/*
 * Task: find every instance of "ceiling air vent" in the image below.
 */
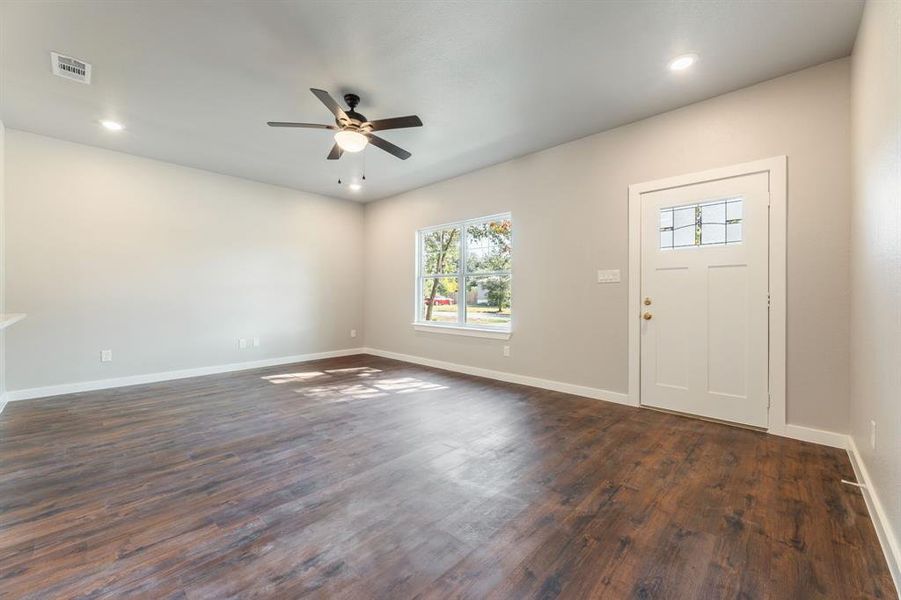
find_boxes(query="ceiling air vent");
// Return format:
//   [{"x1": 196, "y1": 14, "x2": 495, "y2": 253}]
[{"x1": 50, "y1": 52, "x2": 91, "y2": 84}]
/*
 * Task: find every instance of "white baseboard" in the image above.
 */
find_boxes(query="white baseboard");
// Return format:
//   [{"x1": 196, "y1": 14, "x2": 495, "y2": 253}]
[
  {"x1": 362, "y1": 348, "x2": 855, "y2": 450},
  {"x1": 0, "y1": 393, "x2": 7, "y2": 415},
  {"x1": 847, "y1": 436, "x2": 901, "y2": 592},
  {"x1": 4, "y1": 347, "x2": 367, "y2": 402},
  {"x1": 770, "y1": 423, "x2": 850, "y2": 449},
  {"x1": 361, "y1": 347, "x2": 633, "y2": 406}
]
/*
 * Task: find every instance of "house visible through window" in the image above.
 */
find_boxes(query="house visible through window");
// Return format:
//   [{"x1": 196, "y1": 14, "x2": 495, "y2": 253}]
[{"x1": 417, "y1": 214, "x2": 512, "y2": 331}]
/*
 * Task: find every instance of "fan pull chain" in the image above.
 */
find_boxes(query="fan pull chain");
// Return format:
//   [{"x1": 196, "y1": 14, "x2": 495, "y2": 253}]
[{"x1": 336, "y1": 143, "x2": 367, "y2": 188}]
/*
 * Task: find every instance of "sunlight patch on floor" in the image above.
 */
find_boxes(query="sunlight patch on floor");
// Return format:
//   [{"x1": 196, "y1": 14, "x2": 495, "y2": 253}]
[
  {"x1": 262, "y1": 371, "x2": 326, "y2": 384},
  {"x1": 262, "y1": 366, "x2": 382, "y2": 385},
  {"x1": 373, "y1": 377, "x2": 448, "y2": 393}
]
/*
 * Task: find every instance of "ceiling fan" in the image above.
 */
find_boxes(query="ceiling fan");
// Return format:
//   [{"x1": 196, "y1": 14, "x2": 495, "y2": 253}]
[{"x1": 267, "y1": 89, "x2": 422, "y2": 160}]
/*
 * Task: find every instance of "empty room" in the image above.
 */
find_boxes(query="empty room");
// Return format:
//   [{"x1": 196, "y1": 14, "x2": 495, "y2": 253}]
[{"x1": 0, "y1": 0, "x2": 899, "y2": 598}]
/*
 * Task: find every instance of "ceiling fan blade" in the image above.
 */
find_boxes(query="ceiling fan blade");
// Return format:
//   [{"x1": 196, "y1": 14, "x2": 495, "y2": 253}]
[
  {"x1": 367, "y1": 115, "x2": 423, "y2": 131},
  {"x1": 327, "y1": 143, "x2": 344, "y2": 160},
  {"x1": 367, "y1": 134, "x2": 412, "y2": 160},
  {"x1": 267, "y1": 121, "x2": 336, "y2": 129},
  {"x1": 310, "y1": 88, "x2": 348, "y2": 121}
]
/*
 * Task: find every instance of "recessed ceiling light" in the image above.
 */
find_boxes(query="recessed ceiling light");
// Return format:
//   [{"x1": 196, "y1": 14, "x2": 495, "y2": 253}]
[
  {"x1": 100, "y1": 120, "x2": 124, "y2": 131},
  {"x1": 668, "y1": 53, "x2": 698, "y2": 72},
  {"x1": 348, "y1": 183, "x2": 362, "y2": 192}
]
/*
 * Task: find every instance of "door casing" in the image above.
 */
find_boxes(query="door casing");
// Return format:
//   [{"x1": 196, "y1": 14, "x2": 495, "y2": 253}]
[{"x1": 627, "y1": 157, "x2": 787, "y2": 435}]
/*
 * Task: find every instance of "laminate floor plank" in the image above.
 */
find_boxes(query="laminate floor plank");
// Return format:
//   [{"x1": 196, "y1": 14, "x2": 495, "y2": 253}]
[{"x1": 0, "y1": 354, "x2": 894, "y2": 599}]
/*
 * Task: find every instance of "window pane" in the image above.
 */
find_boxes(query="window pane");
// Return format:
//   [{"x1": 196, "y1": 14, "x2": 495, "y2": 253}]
[
  {"x1": 420, "y1": 277, "x2": 459, "y2": 323},
  {"x1": 465, "y1": 275, "x2": 511, "y2": 328},
  {"x1": 660, "y1": 229, "x2": 673, "y2": 249},
  {"x1": 466, "y1": 219, "x2": 512, "y2": 273},
  {"x1": 421, "y1": 227, "x2": 460, "y2": 275},
  {"x1": 673, "y1": 206, "x2": 695, "y2": 229},
  {"x1": 659, "y1": 208, "x2": 673, "y2": 229},
  {"x1": 701, "y1": 201, "x2": 725, "y2": 224},
  {"x1": 672, "y1": 205, "x2": 696, "y2": 247},
  {"x1": 701, "y1": 223, "x2": 726, "y2": 244},
  {"x1": 726, "y1": 199, "x2": 743, "y2": 243},
  {"x1": 673, "y1": 222, "x2": 695, "y2": 247}
]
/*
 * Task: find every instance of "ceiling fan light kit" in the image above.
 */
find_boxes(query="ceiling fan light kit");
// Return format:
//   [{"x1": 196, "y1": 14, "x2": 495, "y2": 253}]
[
  {"x1": 334, "y1": 130, "x2": 368, "y2": 152},
  {"x1": 267, "y1": 89, "x2": 423, "y2": 161}
]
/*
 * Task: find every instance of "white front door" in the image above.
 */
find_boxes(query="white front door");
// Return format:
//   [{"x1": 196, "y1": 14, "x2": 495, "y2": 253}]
[{"x1": 640, "y1": 172, "x2": 769, "y2": 427}]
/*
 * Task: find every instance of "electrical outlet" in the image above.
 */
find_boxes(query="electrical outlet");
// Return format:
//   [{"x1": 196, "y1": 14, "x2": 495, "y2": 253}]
[
  {"x1": 252, "y1": 337, "x2": 260, "y2": 348},
  {"x1": 503, "y1": 345, "x2": 510, "y2": 357},
  {"x1": 100, "y1": 349, "x2": 112, "y2": 362},
  {"x1": 870, "y1": 420, "x2": 877, "y2": 450},
  {"x1": 350, "y1": 329, "x2": 357, "y2": 338},
  {"x1": 239, "y1": 338, "x2": 247, "y2": 349}
]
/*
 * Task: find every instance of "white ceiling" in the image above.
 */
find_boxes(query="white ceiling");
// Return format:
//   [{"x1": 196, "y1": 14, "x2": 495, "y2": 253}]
[{"x1": 0, "y1": 1, "x2": 863, "y2": 202}]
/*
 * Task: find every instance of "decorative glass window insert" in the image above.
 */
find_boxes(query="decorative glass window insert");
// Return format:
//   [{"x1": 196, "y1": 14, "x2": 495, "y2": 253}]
[
  {"x1": 417, "y1": 214, "x2": 512, "y2": 331},
  {"x1": 659, "y1": 198, "x2": 742, "y2": 249}
]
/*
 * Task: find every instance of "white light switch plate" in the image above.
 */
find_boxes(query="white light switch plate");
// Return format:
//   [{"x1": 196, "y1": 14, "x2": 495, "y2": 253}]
[{"x1": 597, "y1": 269, "x2": 621, "y2": 283}]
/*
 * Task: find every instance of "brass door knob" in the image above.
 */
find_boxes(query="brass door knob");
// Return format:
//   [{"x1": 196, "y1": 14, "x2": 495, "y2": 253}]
[{"x1": 642, "y1": 312, "x2": 653, "y2": 320}]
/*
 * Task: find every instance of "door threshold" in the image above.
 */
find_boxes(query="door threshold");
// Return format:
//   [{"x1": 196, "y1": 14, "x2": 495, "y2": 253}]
[{"x1": 640, "y1": 404, "x2": 767, "y2": 433}]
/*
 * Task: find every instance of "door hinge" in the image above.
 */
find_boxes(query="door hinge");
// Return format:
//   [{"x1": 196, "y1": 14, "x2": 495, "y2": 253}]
[{"x1": 767, "y1": 294, "x2": 771, "y2": 308}]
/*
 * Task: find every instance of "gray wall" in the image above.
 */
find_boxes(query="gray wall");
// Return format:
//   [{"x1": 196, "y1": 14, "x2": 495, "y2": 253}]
[
  {"x1": 364, "y1": 59, "x2": 852, "y2": 434},
  {"x1": 0, "y1": 121, "x2": 5, "y2": 396},
  {"x1": 4, "y1": 60, "x2": 856, "y2": 437},
  {"x1": 4, "y1": 130, "x2": 364, "y2": 391},
  {"x1": 850, "y1": 0, "x2": 901, "y2": 569}
]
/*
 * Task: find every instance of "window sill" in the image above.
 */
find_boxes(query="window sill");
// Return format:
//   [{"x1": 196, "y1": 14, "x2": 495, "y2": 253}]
[{"x1": 412, "y1": 322, "x2": 511, "y2": 340}]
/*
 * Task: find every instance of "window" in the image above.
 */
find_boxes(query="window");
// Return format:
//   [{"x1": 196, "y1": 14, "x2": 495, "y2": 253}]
[
  {"x1": 659, "y1": 198, "x2": 742, "y2": 249},
  {"x1": 416, "y1": 214, "x2": 512, "y2": 333}
]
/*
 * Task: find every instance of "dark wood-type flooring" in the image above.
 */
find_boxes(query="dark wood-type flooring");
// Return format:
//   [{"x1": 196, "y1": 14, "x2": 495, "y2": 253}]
[{"x1": 0, "y1": 354, "x2": 895, "y2": 599}]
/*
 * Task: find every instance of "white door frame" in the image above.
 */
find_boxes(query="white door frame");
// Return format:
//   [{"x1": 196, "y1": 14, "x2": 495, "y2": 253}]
[{"x1": 627, "y1": 156, "x2": 787, "y2": 434}]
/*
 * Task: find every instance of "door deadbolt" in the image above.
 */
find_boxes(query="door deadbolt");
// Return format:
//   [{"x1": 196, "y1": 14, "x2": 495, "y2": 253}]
[{"x1": 644, "y1": 297, "x2": 652, "y2": 306}]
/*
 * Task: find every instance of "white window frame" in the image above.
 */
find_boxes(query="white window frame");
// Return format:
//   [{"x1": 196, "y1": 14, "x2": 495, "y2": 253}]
[{"x1": 413, "y1": 213, "x2": 512, "y2": 340}]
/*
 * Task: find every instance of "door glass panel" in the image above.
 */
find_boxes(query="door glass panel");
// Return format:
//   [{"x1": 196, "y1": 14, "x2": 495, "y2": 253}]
[
  {"x1": 702, "y1": 223, "x2": 726, "y2": 244},
  {"x1": 659, "y1": 198, "x2": 743, "y2": 249},
  {"x1": 725, "y1": 199, "x2": 743, "y2": 244},
  {"x1": 660, "y1": 229, "x2": 673, "y2": 248}
]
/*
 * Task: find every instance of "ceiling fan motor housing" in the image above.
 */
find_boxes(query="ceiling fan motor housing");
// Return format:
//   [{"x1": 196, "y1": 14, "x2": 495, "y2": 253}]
[
  {"x1": 341, "y1": 94, "x2": 367, "y2": 126},
  {"x1": 343, "y1": 93, "x2": 360, "y2": 109}
]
